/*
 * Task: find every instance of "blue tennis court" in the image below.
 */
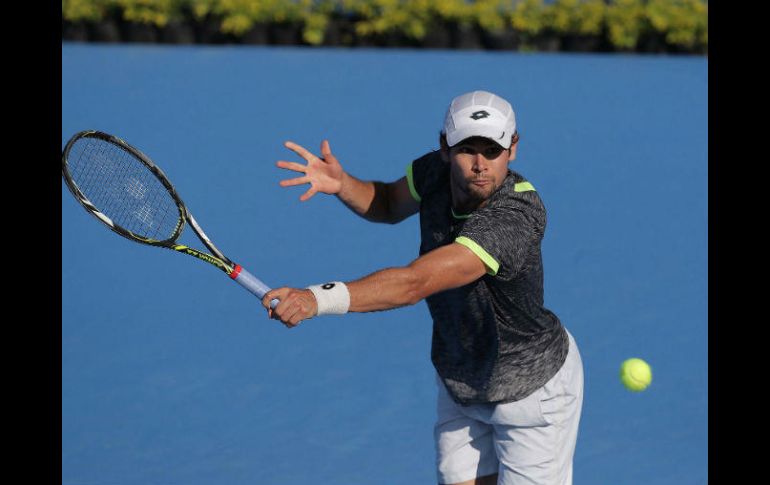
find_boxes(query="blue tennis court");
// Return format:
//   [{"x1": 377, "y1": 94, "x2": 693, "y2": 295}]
[{"x1": 62, "y1": 44, "x2": 707, "y2": 484}]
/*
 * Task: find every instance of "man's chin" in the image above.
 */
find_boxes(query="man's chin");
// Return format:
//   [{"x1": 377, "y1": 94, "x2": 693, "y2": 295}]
[{"x1": 468, "y1": 184, "x2": 495, "y2": 201}]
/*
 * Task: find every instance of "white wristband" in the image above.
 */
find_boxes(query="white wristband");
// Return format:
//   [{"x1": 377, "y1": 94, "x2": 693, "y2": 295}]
[{"x1": 307, "y1": 282, "x2": 350, "y2": 316}]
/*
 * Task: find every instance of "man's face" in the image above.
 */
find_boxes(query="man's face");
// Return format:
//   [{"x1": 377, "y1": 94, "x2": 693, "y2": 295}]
[{"x1": 443, "y1": 136, "x2": 516, "y2": 209}]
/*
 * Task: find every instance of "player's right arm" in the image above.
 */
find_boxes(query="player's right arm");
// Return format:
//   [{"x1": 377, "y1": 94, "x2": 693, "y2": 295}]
[{"x1": 277, "y1": 140, "x2": 418, "y2": 224}]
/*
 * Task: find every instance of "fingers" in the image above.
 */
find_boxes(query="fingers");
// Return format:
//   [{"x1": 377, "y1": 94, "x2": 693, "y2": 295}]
[
  {"x1": 320, "y1": 140, "x2": 338, "y2": 165},
  {"x1": 279, "y1": 176, "x2": 309, "y2": 188},
  {"x1": 262, "y1": 288, "x2": 316, "y2": 328},
  {"x1": 320, "y1": 140, "x2": 332, "y2": 158},
  {"x1": 285, "y1": 140, "x2": 335, "y2": 165},
  {"x1": 262, "y1": 288, "x2": 288, "y2": 311},
  {"x1": 281, "y1": 306, "x2": 305, "y2": 328},
  {"x1": 279, "y1": 140, "x2": 342, "y2": 198},
  {"x1": 284, "y1": 141, "x2": 318, "y2": 163},
  {"x1": 263, "y1": 288, "x2": 292, "y2": 326},
  {"x1": 299, "y1": 186, "x2": 318, "y2": 202},
  {"x1": 276, "y1": 160, "x2": 308, "y2": 173}
]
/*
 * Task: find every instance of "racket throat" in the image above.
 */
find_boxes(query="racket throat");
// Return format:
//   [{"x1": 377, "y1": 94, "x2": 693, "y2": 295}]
[{"x1": 172, "y1": 245, "x2": 233, "y2": 273}]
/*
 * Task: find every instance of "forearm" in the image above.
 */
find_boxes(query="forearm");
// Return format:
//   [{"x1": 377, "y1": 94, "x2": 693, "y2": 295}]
[
  {"x1": 337, "y1": 172, "x2": 395, "y2": 223},
  {"x1": 343, "y1": 242, "x2": 488, "y2": 313},
  {"x1": 345, "y1": 266, "x2": 425, "y2": 312}
]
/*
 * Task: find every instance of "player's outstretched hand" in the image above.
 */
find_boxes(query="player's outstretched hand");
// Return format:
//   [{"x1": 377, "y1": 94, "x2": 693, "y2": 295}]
[{"x1": 277, "y1": 140, "x2": 344, "y2": 201}]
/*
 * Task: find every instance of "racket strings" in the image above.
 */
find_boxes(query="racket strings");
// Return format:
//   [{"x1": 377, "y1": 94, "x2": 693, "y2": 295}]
[{"x1": 67, "y1": 138, "x2": 182, "y2": 241}]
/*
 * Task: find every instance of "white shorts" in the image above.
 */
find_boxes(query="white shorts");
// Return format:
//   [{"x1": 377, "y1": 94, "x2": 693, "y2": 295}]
[{"x1": 435, "y1": 330, "x2": 584, "y2": 485}]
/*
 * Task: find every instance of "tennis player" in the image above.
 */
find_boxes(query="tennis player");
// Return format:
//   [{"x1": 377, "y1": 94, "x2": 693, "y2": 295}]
[{"x1": 263, "y1": 90, "x2": 583, "y2": 485}]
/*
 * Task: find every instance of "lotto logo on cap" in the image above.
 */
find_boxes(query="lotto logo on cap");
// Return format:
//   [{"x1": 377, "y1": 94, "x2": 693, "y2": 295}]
[{"x1": 443, "y1": 91, "x2": 516, "y2": 148}]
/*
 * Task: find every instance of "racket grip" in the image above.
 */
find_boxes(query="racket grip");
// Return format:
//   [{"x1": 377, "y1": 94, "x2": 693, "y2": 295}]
[{"x1": 230, "y1": 264, "x2": 279, "y2": 309}]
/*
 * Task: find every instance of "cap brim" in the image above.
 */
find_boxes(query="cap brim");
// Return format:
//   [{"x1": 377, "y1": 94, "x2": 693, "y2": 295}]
[{"x1": 446, "y1": 125, "x2": 511, "y2": 148}]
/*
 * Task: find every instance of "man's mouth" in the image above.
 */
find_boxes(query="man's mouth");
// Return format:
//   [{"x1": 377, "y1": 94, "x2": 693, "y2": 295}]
[{"x1": 471, "y1": 179, "x2": 491, "y2": 188}]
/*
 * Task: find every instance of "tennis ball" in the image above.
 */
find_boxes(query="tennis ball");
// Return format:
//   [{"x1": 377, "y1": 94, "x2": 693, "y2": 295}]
[{"x1": 620, "y1": 358, "x2": 652, "y2": 392}]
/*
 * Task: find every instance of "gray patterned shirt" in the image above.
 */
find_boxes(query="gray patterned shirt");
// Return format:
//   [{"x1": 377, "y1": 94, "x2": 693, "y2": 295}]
[{"x1": 407, "y1": 150, "x2": 568, "y2": 405}]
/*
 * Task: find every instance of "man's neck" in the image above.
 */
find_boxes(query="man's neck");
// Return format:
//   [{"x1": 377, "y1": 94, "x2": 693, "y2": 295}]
[{"x1": 451, "y1": 195, "x2": 486, "y2": 216}]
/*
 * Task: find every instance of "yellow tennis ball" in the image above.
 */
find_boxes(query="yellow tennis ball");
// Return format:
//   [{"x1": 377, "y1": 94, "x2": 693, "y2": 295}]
[{"x1": 620, "y1": 358, "x2": 652, "y2": 392}]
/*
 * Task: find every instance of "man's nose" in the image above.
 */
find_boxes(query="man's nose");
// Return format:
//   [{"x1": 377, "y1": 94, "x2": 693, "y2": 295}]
[{"x1": 473, "y1": 153, "x2": 488, "y2": 172}]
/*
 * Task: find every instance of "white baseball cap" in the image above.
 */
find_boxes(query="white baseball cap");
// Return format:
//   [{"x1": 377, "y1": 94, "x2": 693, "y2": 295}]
[{"x1": 442, "y1": 90, "x2": 517, "y2": 148}]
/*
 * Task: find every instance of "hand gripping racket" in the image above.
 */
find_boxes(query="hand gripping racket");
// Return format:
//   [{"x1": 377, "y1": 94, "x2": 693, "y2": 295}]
[{"x1": 62, "y1": 130, "x2": 278, "y2": 308}]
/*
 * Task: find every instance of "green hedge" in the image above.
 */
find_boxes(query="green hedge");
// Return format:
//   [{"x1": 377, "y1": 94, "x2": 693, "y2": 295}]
[{"x1": 62, "y1": 0, "x2": 708, "y2": 54}]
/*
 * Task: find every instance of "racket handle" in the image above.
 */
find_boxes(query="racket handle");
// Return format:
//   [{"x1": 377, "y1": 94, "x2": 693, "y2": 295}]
[{"x1": 230, "y1": 264, "x2": 279, "y2": 309}]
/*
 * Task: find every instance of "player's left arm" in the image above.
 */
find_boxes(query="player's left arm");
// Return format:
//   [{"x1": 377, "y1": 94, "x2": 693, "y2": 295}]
[{"x1": 262, "y1": 243, "x2": 488, "y2": 326}]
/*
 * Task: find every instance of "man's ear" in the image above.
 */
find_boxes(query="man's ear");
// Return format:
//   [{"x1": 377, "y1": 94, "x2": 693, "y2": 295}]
[
  {"x1": 439, "y1": 134, "x2": 450, "y2": 163},
  {"x1": 508, "y1": 140, "x2": 518, "y2": 161},
  {"x1": 508, "y1": 133, "x2": 519, "y2": 161}
]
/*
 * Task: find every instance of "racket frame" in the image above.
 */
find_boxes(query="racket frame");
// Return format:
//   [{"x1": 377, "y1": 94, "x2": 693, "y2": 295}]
[{"x1": 62, "y1": 130, "x2": 236, "y2": 275}]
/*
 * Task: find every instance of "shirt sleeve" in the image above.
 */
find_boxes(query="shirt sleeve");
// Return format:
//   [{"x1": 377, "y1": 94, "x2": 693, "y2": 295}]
[
  {"x1": 406, "y1": 162, "x2": 421, "y2": 202},
  {"x1": 456, "y1": 198, "x2": 545, "y2": 279},
  {"x1": 406, "y1": 151, "x2": 442, "y2": 203}
]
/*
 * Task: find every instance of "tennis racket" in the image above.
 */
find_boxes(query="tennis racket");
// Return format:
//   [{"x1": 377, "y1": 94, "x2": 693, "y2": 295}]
[{"x1": 62, "y1": 130, "x2": 278, "y2": 307}]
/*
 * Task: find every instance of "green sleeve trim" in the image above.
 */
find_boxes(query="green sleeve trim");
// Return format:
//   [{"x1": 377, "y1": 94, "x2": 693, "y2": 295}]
[
  {"x1": 406, "y1": 163, "x2": 421, "y2": 202},
  {"x1": 455, "y1": 236, "x2": 500, "y2": 276},
  {"x1": 451, "y1": 208, "x2": 471, "y2": 219},
  {"x1": 515, "y1": 181, "x2": 535, "y2": 192}
]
